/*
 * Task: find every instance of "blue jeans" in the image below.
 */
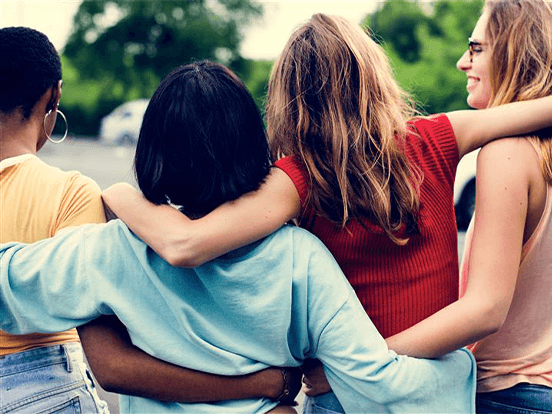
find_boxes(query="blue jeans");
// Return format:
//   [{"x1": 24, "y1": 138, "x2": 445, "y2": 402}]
[
  {"x1": 302, "y1": 392, "x2": 345, "y2": 414},
  {"x1": 477, "y1": 383, "x2": 552, "y2": 414},
  {"x1": 0, "y1": 343, "x2": 109, "y2": 414}
]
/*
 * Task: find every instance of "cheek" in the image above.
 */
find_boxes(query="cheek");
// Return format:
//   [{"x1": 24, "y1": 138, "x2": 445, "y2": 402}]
[
  {"x1": 478, "y1": 73, "x2": 492, "y2": 107},
  {"x1": 469, "y1": 60, "x2": 492, "y2": 109}
]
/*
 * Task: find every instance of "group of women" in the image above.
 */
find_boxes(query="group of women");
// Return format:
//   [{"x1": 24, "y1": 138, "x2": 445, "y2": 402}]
[{"x1": 1, "y1": 0, "x2": 550, "y2": 413}]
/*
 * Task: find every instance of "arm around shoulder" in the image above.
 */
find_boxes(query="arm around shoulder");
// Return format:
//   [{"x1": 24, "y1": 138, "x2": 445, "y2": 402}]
[
  {"x1": 102, "y1": 168, "x2": 301, "y2": 267},
  {"x1": 447, "y1": 95, "x2": 552, "y2": 159}
]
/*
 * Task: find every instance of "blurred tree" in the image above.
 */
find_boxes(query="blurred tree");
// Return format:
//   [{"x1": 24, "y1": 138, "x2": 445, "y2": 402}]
[
  {"x1": 367, "y1": 0, "x2": 427, "y2": 63},
  {"x1": 62, "y1": 0, "x2": 262, "y2": 135},
  {"x1": 65, "y1": 0, "x2": 261, "y2": 88},
  {"x1": 364, "y1": 0, "x2": 484, "y2": 114}
]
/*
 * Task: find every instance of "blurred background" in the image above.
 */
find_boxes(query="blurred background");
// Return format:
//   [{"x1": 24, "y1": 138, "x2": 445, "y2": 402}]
[
  {"x1": 2, "y1": 0, "x2": 483, "y2": 139},
  {"x1": 2, "y1": 0, "x2": 481, "y2": 411}
]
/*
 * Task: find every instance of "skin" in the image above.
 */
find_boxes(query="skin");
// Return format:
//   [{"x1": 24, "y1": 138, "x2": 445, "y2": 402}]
[
  {"x1": 0, "y1": 81, "x2": 61, "y2": 160},
  {"x1": 78, "y1": 317, "x2": 295, "y2": 405},
  {"x1": 456, "y1": 11, "x2": 492, "y2": 110}
]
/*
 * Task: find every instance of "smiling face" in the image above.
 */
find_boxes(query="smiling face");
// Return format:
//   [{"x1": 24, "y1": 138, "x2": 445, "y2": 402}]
[{"x1": 456, "y1": 11, "x2": 492, "y2": 109}]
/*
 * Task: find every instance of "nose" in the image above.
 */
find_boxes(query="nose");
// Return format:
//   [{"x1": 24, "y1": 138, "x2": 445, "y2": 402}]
[{"x1": 457, "y1": 50, "x2": 471, "y2": 72}]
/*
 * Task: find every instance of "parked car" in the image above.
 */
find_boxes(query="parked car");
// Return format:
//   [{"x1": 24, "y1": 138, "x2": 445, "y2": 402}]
[
  {"x1": 454, "y1": 149, "x2": 479, "y2": 230},
  {"x1": 99, "y1": 99, "x2": 149, "y2": 145}
]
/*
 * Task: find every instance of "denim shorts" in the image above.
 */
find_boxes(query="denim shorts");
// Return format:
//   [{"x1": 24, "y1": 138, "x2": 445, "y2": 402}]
[
  {"x1": 476, "y1": 383, "x2": 552, "y2": 414},
  {"x1": 0, "y1": 343, "x2": 109, "y2": 414}
]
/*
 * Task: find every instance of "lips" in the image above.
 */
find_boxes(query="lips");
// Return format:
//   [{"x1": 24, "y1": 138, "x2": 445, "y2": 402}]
[{"x1": 466, "y1": 76, "x2": 478, "y2": 91}]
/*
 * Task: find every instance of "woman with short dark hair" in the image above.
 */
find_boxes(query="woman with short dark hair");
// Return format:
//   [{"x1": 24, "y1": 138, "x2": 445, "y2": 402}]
[{"x1": 0, "y1": 26, "x2": 108, "y2": 413}]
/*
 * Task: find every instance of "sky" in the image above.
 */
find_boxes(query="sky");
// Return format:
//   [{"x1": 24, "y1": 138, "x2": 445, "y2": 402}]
[{"x1": 0, "y1": 0, "x2": 378, "y2": 60}]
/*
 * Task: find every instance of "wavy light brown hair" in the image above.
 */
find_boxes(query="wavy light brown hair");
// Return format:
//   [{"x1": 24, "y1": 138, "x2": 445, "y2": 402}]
[
  {"x1": 266, "y1": 13, "x2": 421, "y2": 244},
  {"x1": 485, "y1": 0, "x2": 552, "y2": 183}
]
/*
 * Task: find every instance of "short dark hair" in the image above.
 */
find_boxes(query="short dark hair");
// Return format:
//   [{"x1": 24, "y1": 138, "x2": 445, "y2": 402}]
[
  {"x1": 135, "y1": 61, "x2": 271, "y2": 217},
  {"x1": 0, "y1": 27, "x2": 62, "y2": 119}
]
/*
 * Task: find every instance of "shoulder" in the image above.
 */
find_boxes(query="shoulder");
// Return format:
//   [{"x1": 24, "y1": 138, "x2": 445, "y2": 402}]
[
  {"x1": 273, "y1": 224, "x2": 325, "y2": 249},
  {"x1": 475, "y1": 138, "x2": 538, "y2": 206},
  {"x1": 406, "y1": 114, "x2": 459, "y2": 180},
  {"x1": 408, "y1": 113, "x2": 455, "y2": 141},
  {"x1": 477, "y1": 138, "x2": 539, "y2": 174},
  {"x1": 273, "y1": 225, "x2": 345, "y2": 276},
  {"x1": 63, "y1": 171, "x2": 102, "y2": 197},
  {"x1": 80, "y1": 220, "x2": 145, "y2": 260},
  {"x1": 28, "y1": 157, "x2": 101, "y2": 196}
]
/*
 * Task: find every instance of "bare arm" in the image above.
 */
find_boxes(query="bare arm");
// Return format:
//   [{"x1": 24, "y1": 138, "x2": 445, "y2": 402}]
[
  {"x1": 385, "y1": 139, "x2": 532, "y2": 358},
  {"x1": 101, "y1": 168, "x2": 300, "y2": 267},
  {"x1": 447, "y1": 95, "x2": 552, "y2": 159},
  {"x1": 77, "y1": 316, "x2": 290, "y2": 402}
]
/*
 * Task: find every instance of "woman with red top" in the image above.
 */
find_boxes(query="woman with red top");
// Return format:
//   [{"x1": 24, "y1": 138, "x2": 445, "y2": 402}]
[{"x1": 102, "y1": 13, "x2": 552, "y2": 412}]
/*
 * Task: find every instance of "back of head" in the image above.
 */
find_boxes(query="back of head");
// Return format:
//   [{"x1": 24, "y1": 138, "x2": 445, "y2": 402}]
[
  {"x1": 0, "y1": 27, "x2": 61, "y2": 119},
  {"x1": 266, "y1": 13, "x2": 420, "y2": 244},
  {"x1": 485, "y1": 0, "x2": 552, "y2": 182},
  {"x1": 135, "y1": 61, "x2": 271, "y2": 217}
]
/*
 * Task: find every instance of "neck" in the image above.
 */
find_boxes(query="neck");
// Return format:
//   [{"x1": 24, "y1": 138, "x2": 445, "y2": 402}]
[{"x1": 0, "y1": 116, "x2": 42, "y2": 162}]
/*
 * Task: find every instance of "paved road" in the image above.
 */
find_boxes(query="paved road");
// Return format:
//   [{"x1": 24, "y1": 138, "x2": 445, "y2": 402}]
[
  {"x1": 39, "y1": 137, "x2": 137, "y2": 191},
  {"x1": 38, "y1": 138, "x2": 468, "y2": 413}
]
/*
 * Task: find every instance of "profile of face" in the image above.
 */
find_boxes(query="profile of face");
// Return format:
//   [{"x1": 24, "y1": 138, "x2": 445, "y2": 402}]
[{"x1": 456, "y1": 11, "x2": 492, "y2": 109}]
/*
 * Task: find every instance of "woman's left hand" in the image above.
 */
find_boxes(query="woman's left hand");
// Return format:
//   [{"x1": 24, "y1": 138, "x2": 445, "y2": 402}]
[{"x1": 301, "y1": 360, "x2": 332, "y2": 396}]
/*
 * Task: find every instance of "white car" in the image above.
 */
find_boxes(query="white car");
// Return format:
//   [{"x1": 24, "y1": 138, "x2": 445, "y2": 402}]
[
  {"x1": 99, "y1": 99, "x2": 149, "y2": 145},
  {"x1": 454, "y1": 149, "x2": 479, "y2": 230}
]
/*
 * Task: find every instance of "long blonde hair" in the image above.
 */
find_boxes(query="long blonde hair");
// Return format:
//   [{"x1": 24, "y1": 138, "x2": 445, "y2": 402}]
[
  {"x1": 486, "y1": 0, "x2": 552, "y2": 183},
  {"x1": 266, "y1": 14, "x2": 421, "y2": 244}
]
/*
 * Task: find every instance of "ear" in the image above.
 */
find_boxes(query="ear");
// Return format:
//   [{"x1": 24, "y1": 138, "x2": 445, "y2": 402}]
[
  {"x1": 53, "y1": 80, "x2": 62, "y2": 108},
  {"x1": 47, "y1": 80, "x2": 63, "y2": 112}
]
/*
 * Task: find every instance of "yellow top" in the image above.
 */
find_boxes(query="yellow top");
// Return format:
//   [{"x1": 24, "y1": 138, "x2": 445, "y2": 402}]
[{"x1": 0, "y1": 154, "x2": 105, "y2": 355}]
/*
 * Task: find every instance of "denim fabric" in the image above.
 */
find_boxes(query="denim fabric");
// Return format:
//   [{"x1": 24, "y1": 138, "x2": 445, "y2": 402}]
[
  {"x1": 0, "y1": 343, "x2": 109, "y2": 414},
  {"x1": 476, "y1": 383, "x2": 552, "y2": 414},
  {"x1": 302, "y1": 393, "x2": 344, "y2": 414}
]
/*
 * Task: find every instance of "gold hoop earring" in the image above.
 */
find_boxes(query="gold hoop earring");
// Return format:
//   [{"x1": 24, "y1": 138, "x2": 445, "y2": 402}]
[{"x1": 44, "y1": 109, "x2": 68, "y2": 144}]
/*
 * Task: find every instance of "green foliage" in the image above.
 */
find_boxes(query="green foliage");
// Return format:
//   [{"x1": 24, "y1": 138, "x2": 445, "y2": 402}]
[
  {"x1": 364, "y1": 0, "x2": 484, "y2": 114},
  {"x1": 62, "y1": 0, "x2": 485, "y2": 136},
  {"x1": 62, "y1": 0, "x2": 262, "y2": 135}
]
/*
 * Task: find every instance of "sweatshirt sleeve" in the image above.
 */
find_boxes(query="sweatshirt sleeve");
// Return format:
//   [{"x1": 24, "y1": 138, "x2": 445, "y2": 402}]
[
  {"x1": 0, "y1": 225, "x2": 104, "y2": 334},
  {"x1": 315, "y1": 293, "x2": 477, "y2": 413}
]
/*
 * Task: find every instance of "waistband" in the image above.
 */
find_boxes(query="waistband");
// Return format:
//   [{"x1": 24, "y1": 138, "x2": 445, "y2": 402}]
[{"x1": 0, "y1": 343, "x2": 85, "y2": 377}]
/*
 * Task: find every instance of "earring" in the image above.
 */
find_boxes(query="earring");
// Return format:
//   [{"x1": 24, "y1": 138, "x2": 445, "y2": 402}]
[{"x1": 44, "y1": 109, "x2": 68, "y2": 144}]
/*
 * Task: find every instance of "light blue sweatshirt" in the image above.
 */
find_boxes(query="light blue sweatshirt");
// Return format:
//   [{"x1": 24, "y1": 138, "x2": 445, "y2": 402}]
[{"x1": 0, "y1": 221, "x2": 476, "y2": 413}]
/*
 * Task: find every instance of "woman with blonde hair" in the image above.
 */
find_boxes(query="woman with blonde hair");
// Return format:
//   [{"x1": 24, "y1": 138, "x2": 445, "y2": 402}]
[
  {"x1": 384, "y1": 0, "x2": 552, "y2": 412},
  {"x1": 103, "y1": 12, "x2": 552, "y2": 412}
]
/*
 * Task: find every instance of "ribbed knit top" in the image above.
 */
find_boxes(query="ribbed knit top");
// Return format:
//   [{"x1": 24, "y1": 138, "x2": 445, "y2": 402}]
[{"x1": 274, "y1": 114, "x2": 460, "y2": 338}]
